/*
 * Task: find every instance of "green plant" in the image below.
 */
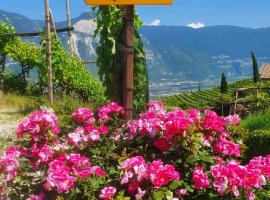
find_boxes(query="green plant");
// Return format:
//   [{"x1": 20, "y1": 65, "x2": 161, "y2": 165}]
[
  {"x1": 0, "y1": 20, "x2": 106, "y2": 104},
  {"x1": 220, "y1": 73, "x2": 228, "y2": 94},
  {"x1": 251, "y1": 51, "x2": 260, "y2": 84},
  {"x1": 242, "y1": 108, "x2": 270, "y2": 131},
  {"x1": 94, "y1": 6, "x2": 149, "y2": 113},
  {"x1": 2, "y1": 71, "x2": 27, "y2": 94},
  {"x1": 244, "y1": 130, "x2": 270, "y2": 162}
]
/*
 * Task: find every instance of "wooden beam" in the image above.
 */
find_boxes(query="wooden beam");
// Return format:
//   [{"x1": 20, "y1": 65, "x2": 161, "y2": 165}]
[
  {"x1": 45, "y1": 0, "x2": 53, "y2": 104},
  {"x1": 49, "y1": 9, "x2": 58, "y2": 42},
  {"x1": 0, "y1": 27, "x2": 74, "y2": 39},
  {"x1": 82, "y1": 61, "x2": 96, "y2": 64},
  {"x1": 123, "y1": 5, "x2": 134, "y2": 122}
]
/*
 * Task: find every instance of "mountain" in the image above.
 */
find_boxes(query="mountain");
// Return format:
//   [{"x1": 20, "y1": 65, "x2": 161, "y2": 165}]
[{"x1": 1, "y1": 9, "x2": 270, "y2": 97}]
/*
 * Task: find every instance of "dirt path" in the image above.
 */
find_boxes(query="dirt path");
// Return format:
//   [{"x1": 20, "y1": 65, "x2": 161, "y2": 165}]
[
  {"x1": 0, "y1": 109, "x2": 21, "y2": 151},
  {"x1": 0, "y1": 109, "x2": 20, "y2": 138}
]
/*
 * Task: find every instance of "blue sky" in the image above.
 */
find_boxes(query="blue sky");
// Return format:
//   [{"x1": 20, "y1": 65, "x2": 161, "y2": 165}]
[{"x1": 1, "y1": 0, "x2": 270, "y2": 28}]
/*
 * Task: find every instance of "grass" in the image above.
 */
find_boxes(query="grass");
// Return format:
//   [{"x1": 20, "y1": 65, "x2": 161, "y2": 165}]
[
  {"x1": 242, "y1": 109, "x2": 270, "y2": 131},
  {"x1": 0, "y1": 93, "x2": 97, "y2": 152}
]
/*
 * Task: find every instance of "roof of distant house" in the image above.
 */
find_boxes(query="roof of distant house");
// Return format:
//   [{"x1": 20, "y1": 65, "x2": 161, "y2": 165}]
[{"x1": 260, "y1": 64, "x2": 270, "y2": 79}]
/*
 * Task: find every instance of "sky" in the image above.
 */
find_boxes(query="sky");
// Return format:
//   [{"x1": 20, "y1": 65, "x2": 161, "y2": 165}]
[{"x1": 1, "y1": 0, "x2": 270, "y2": 28}]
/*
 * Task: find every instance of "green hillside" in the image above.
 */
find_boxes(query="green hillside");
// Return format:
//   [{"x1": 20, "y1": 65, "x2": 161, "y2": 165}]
[{"x1": 160, "y1": 79, "x2": 270, "y2": 111}]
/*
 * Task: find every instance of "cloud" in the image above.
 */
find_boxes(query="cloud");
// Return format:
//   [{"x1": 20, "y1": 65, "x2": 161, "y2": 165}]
[
  {"x1": 149, "y1": 19, "x2": 161, "y2": 26},
  {"x1": 187, "y1": 22, "x2": 205, "y2": 29}
]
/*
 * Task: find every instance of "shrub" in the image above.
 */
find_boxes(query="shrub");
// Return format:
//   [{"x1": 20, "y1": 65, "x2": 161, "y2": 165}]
[
  {"x1": 244, "y1": 130, "x2": 270, "y2": 161},
  {"x1": 3, "y1": 71, "x2": 27, "y2": 94},
  {"x1": 1, "y1": 102, "x2": 270, "y2": 200},
  {"x1": 242, "y1": 109, "x2": 270, "y2": 131}
]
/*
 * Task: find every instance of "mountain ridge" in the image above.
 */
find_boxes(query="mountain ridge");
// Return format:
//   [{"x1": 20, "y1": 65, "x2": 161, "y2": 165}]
[{"x1": 1, "y1": 9, "x2": 270, "y2": 97}]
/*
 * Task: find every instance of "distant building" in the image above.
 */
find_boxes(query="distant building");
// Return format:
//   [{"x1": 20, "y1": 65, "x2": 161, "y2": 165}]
[{"x1": 260, "y1": 64, "x2": 270, "y2": 80}]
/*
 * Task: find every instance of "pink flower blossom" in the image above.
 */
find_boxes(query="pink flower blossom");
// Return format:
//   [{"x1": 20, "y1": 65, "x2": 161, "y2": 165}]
[
  {"x1": 212, "y1": 139, "x2": 241, "y2": 157},
  {"x1": 99, "y1": 186, "x2": 116, "y2": 200},
  {"x1": 44, "y1": 154, "x2": 92, "y2": 193},
  {"x1": 202, "y1": 110, "x2": 224, "y2": 133},
  {"x1": 72, "y1": 108, "x2": 94, "y2": 125},
  {"x1": 91, "y1": 166, "x2": 107, "y2": 177},
  {"x1": 30, "y1": 144, "x2": 54, "y2": 168},
  {"x1": 154, "y1": 138, "x2": 170, "y2": 152},
  {"x1": 135, "y1": 187, "x2": 146, "y2": 199},
  {"x1": 17, "y1": 109, "x2": 60, "y2": 142},
  {"x1": 176, "y1": 188, "x2": 189, "y2": 196},
  {"x1": 68, "y1": 127, "x2": 85, "y2": 146},
  {"x1": 148, "y1": 160, "x2": 180, "y2": 188},
  {"x1": 98, "y1": 102, "x2": 125, "y2": 123},
  {"x1": 27, "y1": 192, "x2": 45, "y2": 200},
  {"x1": 0, "y1": 146, "x2": 25, "y2": 183},
  {"x1": 43, "y1": 159, "x2": 76, "y2": 193},
  {"x1": 225, "y1": 114, "x2": 240, "y2": 126},
  {"x1": 192, "y1": 166, "x2": 209, "y2": 190}
]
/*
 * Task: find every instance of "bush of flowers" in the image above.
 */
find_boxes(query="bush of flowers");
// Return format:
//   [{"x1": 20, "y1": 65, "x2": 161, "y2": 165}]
[{"x1": 1, "y1": 102, "x2": 270, "y2": 199}]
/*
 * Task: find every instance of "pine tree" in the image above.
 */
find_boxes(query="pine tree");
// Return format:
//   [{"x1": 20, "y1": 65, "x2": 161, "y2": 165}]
[
  {"x1": 251, "y1": 51, "x2": 260, "y2": 83},
  {"x1": 220, "y1": 73, "x2": 228, "y2": 94}
]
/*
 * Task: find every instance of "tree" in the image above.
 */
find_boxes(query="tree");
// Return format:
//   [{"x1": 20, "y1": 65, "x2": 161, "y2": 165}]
[
  {"x1": 220, "y1": 73, "x2": 228, "y2": 94},
  {"x1": 251, "y1": 51, "x2": 260, "y2": 84},
  {"x1": 94, "y1": 6, "x2": 149, "y2": 113}
]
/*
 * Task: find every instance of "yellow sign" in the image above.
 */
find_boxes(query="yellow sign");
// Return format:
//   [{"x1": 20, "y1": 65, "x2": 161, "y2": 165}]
[{"x1": 85, "y1": 0, "x2": 173, "y2": 5}]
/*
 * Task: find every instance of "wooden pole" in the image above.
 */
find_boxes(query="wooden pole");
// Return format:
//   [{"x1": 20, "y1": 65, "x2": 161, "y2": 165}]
[
  {"x1": 45, "y1": 0, "x2": 53, "y2": 104},
  {"x1": 65, "y1": 0, "x2": 73, "y2": 53},
  {"x1": 123, "y1": 5, "x2": 134, "y2": 122},
  {"x1": 0, "y1": 54, "x2": 6, "y2": 94},
  {"x1": 49, "y1": 9, "x2": 58, "y2": 42}
]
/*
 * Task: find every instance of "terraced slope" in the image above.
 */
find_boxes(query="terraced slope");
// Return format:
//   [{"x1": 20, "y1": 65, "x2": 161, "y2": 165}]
[{"x1": 160, "y1": 79, "x2": 262, "y2": 110}]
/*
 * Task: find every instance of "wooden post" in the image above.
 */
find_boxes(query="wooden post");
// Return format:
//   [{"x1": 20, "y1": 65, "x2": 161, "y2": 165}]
[
  {"x1": 0, "y1": 54, "x2": 6, "y2": 92},
  {"x1": 234, "y1": 90, "x2": 239, "y2": 115},
  {"x1": 45, "y1": 0, "x2": 53, "y2": 104},
  {"x1": 49, "y1": 9, "x2": 58, "y2": 42},
  {"x1": 0, "y1": 54, "x2": 6, "y2": 96},
  {"x1": 123, "y1": 5, "x2": 134, "y2": 122},
  {"x1": 65, "y1": 0, "x2": 73, "y2": 53},
  {"x1": 221, "y1": 95, "x2": 224, "y2": 117}
]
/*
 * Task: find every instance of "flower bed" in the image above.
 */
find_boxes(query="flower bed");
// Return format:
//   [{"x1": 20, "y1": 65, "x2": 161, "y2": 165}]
[{"x1": 0, "y1": 102, "x2": 269, "y2": 200}]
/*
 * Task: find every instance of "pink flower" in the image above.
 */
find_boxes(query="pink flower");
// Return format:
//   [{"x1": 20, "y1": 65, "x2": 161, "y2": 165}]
[
  {"x1": 98, "y1": 102, "x2": 125, "y2": 123},
  {"x1": 44, "y1": 159, "x2": 76, "y2": 193},
  {"x1": 87, "y1": 129, "x2": 100, "y2": 142},
  {"x1": 127, "y1": 180, "x2": 140, "y2": 194},
  {"x1": 192, "y1": 167, "x2": 209, "y2": 190},
  {"x1": 67, "y1": 154, "x2": 92, "y2": 180},
  {"x1": 16, "y1": 109, "x2": 60, "y2": 142},
  {"x1": 98, "y1": 126, "x2": 109, "y2": 134},
  {"x1": 44, "y1": 154, "x2": 92, "y2": 193},
  {"x1": 202, "y1": 110, "x2": 224, "y2": 133},
  {"x1": 225, "y1": 114, "x2": 240, "y2": 126},
  {"x1": 27, "y1": 192, "x2": 45, "y2": 200},
  {"x1": 212, "y1": 139, "x2": 241, "y2": 157},
  {"x1": 68, "y1": 127, "x2": 84, "y2": 146},
  {"x1": 120, "y1": 156, "x2": 148, "y2": 184},
  {"x1": 154, "y1": 138, "x2": 169, "y2": 152},
  {"x1": 0, "y1": 146, "x2": 25, "y2": 182},
  {"x1": 188, "y1": 109, "x2": 201, "y2": 124},
  {"x1": 148, "y1": 160, "x2": 180, "y2": 188},
  {"x1": 91, "y1": 166, "x2": 107, "y2": 177},
  {"x1": 72, "y1": 108, "x2": 94, "y2": 125},
  {"x1": 99, "y1": 186, "x2": 116, "y2": 200},
  {"x1": 135, "y1": 187, "x2": 146, "y2": 199},
  {"x1": 30, "y1": 144, "x2": 54, "y2": 168}
]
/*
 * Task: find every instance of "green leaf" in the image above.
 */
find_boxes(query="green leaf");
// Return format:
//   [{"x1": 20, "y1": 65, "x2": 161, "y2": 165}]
[{"x1": 153, "y1": 191, "x2": 165, "y2": 200}]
